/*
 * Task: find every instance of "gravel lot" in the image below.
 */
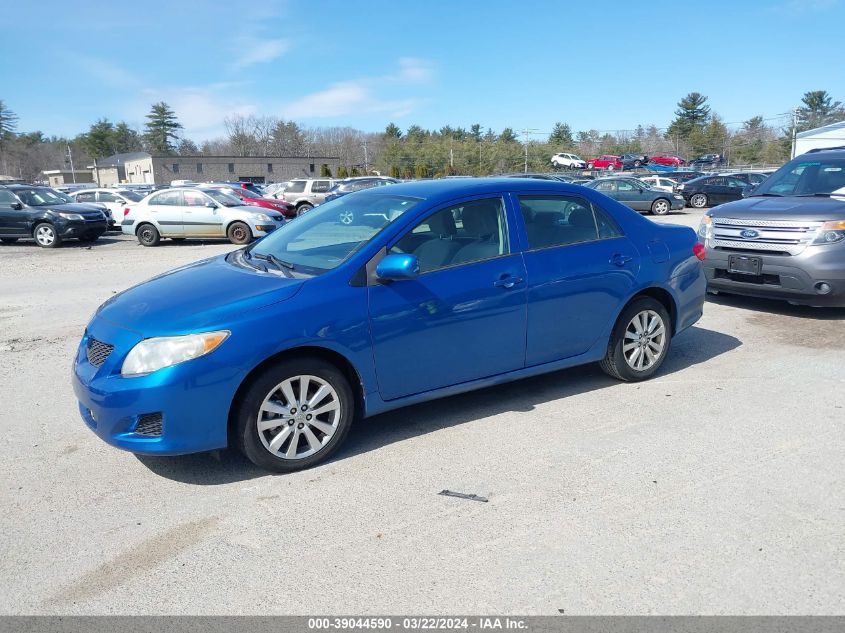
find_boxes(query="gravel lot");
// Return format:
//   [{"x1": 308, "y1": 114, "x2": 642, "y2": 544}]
[{"x1": 1, "y1": 209, "x2": 843, "y2": 615}]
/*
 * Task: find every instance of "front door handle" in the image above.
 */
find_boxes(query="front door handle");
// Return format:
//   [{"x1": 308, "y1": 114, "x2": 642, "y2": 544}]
[
  {"x1": 610, "y1": 253, "x2": 633, "y2": 266},
  {"x1": 493, "y1": 275, "x2": 524, "y2": 289}
]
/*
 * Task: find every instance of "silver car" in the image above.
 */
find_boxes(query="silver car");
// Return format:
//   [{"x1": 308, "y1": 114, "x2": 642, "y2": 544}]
[
  {"x1": 122, "y1": 187, "x2": 286, "y2": 246},
  {"x1": 276, "y1": 178, "x2": 337, "y2": 214}
]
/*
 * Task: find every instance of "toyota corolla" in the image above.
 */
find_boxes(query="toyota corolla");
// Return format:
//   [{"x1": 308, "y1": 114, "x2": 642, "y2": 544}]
[{"x1": 73, "y1": 179, "x2": 706, "y2": 472}]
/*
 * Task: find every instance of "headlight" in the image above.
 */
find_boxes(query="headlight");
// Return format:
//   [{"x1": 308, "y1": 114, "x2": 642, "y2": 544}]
[
  {"x1": 697, "y1": 215, "x2": 713, "y2": 241},
  {"x1": 249, "y1": 213, "x2": 272, "y2": 221},
  {"x1": 121, "y1": 331, "x2": 229, "y2": 376},
  {"x1": 673, "y1": 194, "x2": 684, "y2": 200},
  {"x1": 811, "y1": 220, "x2": 845, "y2": 245},
  {"x1": 57, "y1": 212, "x2": 84, "y2": 220}
]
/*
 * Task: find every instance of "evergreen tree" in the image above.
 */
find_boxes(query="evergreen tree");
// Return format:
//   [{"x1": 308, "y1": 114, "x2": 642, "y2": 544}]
[
  {"x1": 80, "y1": 118, "x2": 115, "y2": 159},
  {"x1": 337, "y1": 165, "x2": 349, "y2": 178},
  {"x1": 383, "y1": 122, "x2": 402, "y2": 138},
  {"x1": 177, "y1": 138, "x2": 199, "y2": 155},
  {"x1": 0, "y1": 99, "x2": 19, "y2": 158},
  {"x1": 549, "y1": 122, "x2": 574, "y2": 148},
  {"x1": 469, "y1": 124, "x2": 483, "y2": 142},
  {"x1": 143, "y1": 102, "x2": 182, "y2": 154},
  {"x1": 666, "y1": 92, "x2": 711, "y2": 143},
  {"x1": 499, "y1": 128, "x2": 519, "y2": 143},
  {"x1": 112, "y1": 122, "x2": 142, "y2": 153},
  {"x1": 797, "y1": 90, "x2": 845, "y2": 132}
]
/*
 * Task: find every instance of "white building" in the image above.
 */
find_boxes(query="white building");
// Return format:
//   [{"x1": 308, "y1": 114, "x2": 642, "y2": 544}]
[{"x1": 794, "y1": 120, "x2": 845, "y2": 157}]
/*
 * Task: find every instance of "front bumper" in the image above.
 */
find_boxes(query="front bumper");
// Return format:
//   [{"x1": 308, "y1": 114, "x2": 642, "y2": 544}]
[
  {"x1": 670, "y1": 197, "x2": 686, "y2": 210},
  {"x1": 59, "y1": 219, "x2": 108, "y2": 239},
  {"x1": 703, "y1": 245, "x2": 845, "y2": 306},
  {"x1": 72, "y1": 318, "x2": 241, "y2": 455}
]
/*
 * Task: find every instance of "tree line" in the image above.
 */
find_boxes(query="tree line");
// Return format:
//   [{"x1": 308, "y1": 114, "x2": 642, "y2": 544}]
[{"x1": 0, "y1": 90, "x2": 842, "y2": 182}]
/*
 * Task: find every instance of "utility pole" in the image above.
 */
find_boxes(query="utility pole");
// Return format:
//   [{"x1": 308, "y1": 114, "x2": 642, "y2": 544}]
[
  {"x1": 363, "y1": 140, "x2": 369, "y2": 174},
  {"x1": 521, "y1": 128, "x2": 539, "y2": 173},
  {"x1": 450, "y1": 137, "x2": 454, "y2": 170},
  {"x1": 791, "y1": 108, "x2": 799, "y2": 159},
  {"x1": 66, "y1": 143, "x2": 76, "y2": 183}
]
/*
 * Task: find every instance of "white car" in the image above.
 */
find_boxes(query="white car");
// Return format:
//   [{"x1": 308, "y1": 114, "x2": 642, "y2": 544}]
[
  {"x1": 551, "y1": 152, "x2": 586, "y2": 169},
  {"x1": 638, "y1": 176, "x2": 679, "y2": 193},
  {"x1": 69, "y1": 188, "x2": 144, "y2": 229},
  {"x1": 122, "y1": 187, "x2": 286, "y2": 246}
]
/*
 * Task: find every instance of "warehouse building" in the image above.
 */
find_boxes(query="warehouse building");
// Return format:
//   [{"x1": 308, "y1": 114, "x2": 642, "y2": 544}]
[
  {"x1": 89, "y1": 152, "x2": 150, "y2": 186},
  {"x1": 794, "y1": 120, "x2": 845, "y2": 157},
  {"x1": 123, "y1": 154, "x2": 341, "y2": 185}
]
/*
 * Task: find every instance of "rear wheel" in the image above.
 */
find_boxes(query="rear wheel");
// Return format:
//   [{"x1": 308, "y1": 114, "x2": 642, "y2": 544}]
[
  {"x1": 227, "y1": 221, "x2": 252, "y2": 245},
  {"x1": 34, "y1": 223, "x2": 61, "y2": 248},
  {"x1": 607, "y1": 164, "x2": 615, "y2": 171},
  {"x1": 235, "y1": 358, "x2": 355, "y2": 473},
  {"x1": 136, "y1": 223, "x2": 160, "y2": 247},
  {"x1": 650, "y1": 199, "x2": 670, "y2": 215},
  {"x1": 690, "y1": 193, "x2": 708, "y2": 208},
  {"x1": 600, "y1": 297, "x2": 672, "y2": 382}
]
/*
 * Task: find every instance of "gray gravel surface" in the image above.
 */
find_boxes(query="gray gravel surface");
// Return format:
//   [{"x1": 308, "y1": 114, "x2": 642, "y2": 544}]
[{"x1": 1, "y1": 212, "x2": 843, "y2": 615}]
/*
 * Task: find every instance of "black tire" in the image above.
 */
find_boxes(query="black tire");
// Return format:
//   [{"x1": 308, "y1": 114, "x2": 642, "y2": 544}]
[
  {"x1": 0, "y1": 237, "x2": 19, "y2": 244},
  {"x1": 136, "y1": 223, "x2": 160, "y2": 247},
  {"x1": 234, "y1": 357, "x2": 355, "y2": 473},
  {"x1": 600, "y1": 297, "x2": 672, "y2": 382},
  {"x1": 33, "y1": 223, "x2": 61, "y2": 248},
  {"x1": 227, "y1": 221, "x2": 252, "y2": 245},
  {"x1": 650, "y1": 198, "x2": 671, "y2": 215},
  {"x1": 296, "y1": 203, "x2": 313, "y2": 216}
]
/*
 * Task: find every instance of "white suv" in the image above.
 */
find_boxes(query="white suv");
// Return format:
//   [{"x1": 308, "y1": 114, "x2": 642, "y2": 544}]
[{"x1": 551, "y1": 153, "x2": 586, "y2": 169}]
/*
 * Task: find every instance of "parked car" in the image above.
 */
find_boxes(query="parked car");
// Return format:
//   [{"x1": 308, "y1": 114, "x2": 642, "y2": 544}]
[
  {"x1": 121, "y1": 187, "x2": 286, "y2": 246},
  {"x1": 649, "y1": 155, "x2": 686, "y2": 167},
  {"x1": 689, "y1": 154, "x2": 726, "y2": 168},
  {"x1": 639, "y1": 176, "x2": 679, "y2": 192},
  {"x1": 499, "y1": 173, "x2": 577, "y2": 182},
  {"x1": 201, "y1": 184, "x2": 296, "y2": 218},
  {"x1": 720, "y1": 171, "x2": 769, "y2": 187},
  {"x1": 551, "y1": 153, "x2": 587, "y2": 169},
  {"x1": 323, "y1": 177, "x2": 400, "y2": 203},
  {"x1": 587, "y1": 155, "x2": 623, "y2": 171},
  {"x1": 677, "y1": 175, "x2": 748, "y2": 208},
  {"x1": 667, "y1": 170, "x2": 707, "y2": 183},
  {"x1": 698, "y1": 146, "x2": 845, "y2": 306},
  {"x1": 68, "y1": 188, "x2": 143, "y2": 229},
  {"x1": 620, "y1": 153, "x2": 649, "y2": 169},
  {"x1": 277, "y1": 178, "x2": 337, "y2": 214},
  {"x1": 72, "y1": 178, "x2": 706, "y2": 472},
  {"x1": 586, "y1": 177, "x2": 686, "y2": 215},
  {"x1": 0, "y1": 185, "x2": 108, "y2": 247}
]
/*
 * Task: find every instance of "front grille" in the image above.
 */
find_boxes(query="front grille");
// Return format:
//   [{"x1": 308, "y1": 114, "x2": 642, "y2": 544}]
[
  {"x1": 711, "y1": 217, "x2": 822, "y2": 256},
  {"x1": 86, "y1": 337, "x2": 114, "y2": 367},
  {"x1": 135, "y1": 413, "x2": 163, "y2": 437}
]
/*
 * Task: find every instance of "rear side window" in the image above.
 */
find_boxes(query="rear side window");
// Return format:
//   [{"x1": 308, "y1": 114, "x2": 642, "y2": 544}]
[
  {"x1": 518, "y1": 195, "x2": 600, "y2": 250},
  {"x1": 149, "y1": 191, "x2": 182, "y2": 206},
  {"x1": 99, "y1": 192, "x2": 118, "y2": 202},
  {"x1": 285, "y1": 181, "x2": 306, "y2": 193},
  {"x1": 311, "y1": 180, "x2": 331, "y2": 193}
]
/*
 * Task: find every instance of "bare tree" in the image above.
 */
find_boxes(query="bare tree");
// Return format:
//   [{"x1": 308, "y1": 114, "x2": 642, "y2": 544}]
[{"x1": 224, "y1": 114, "x2": 258, "y2": 156}]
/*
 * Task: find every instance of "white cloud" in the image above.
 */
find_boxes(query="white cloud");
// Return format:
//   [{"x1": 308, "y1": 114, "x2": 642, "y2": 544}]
[
  {"x1": 229, "y1": 38, "x2": 291, "y2": 70},
  {"x1": 393, "y1": 57, "x2": 435, "y2": 84}
]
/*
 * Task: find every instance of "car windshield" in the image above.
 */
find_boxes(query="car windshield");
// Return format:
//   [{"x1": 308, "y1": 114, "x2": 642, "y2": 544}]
[
  {"x1": 201, "y1": 189, "x2": 244, "y2": 207},
  {"x1": 247, "y1": 193, "x2": 421, "y2": 274},
  {"x1": 753, "y1": 157, "x2": 845, "y2": 196},
  {"x1": 15, "y1": 188, "x2": 73, "y2": 206}
]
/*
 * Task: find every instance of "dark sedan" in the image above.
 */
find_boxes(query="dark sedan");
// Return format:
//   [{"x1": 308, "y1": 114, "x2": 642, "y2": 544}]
[
  {"x1": 620, "y1": 153, "x2": 649, "y2": 169},
  {"x1": 677, "y1": 175, "x2": 748, "y2": 209},
  {"x1": 0, "y1": 185, "x2": 108, "y2": 247},
  {"x1": 323, "y1": 177, "x2": 400, "y2": 203},
  {"x1": 587, "y1": 177, "x2": 686, "y2": 215}
]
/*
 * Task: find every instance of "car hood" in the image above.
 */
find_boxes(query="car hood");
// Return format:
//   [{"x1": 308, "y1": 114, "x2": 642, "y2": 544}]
[
  {"x1": 95, "y1": 254, "x2": 306, "y2": 336},
  {"x1": 711, "y1": 196, "x2": 845, "y2": 221},
  {"x1": 44, "y1": 203, "x2": 107, "y2": 217}
]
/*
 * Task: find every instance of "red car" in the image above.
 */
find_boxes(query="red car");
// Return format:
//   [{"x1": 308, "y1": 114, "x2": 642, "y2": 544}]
[
  {"x1": 650, "y1": 154, "x2": 686, "y2": 167},
  {"x1": 587, "y1": 155, "x2": 623, "y2": 170},
  {"x1": 204, "y1": 185, "x2": 296, "y2": 218}
]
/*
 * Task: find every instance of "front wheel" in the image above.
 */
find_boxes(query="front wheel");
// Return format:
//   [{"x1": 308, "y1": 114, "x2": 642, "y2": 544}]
[
  {"x1": 634, "y1": 160, "x2": 642, "y2": 168},
  {"x1": 227, "y1": 221, "x2": 252, "y2": 245},
  {"x1": 34, "y1": 223, "x2": 61, "y2": 248},
  {"x1": 296, "y1": 203, "x2": 313, "y2": 216},
  {"x1": 600, "y1": 298, "x2": 672, "y2": 382},
  {"x1": 690, "y1": 193, "x2": 708, "y2": 208},
  {"x1": 235, "y1": 358, "x2": 355, "y2": 473},
  {"x1": 650, "y1": 198, "x2": 670, "y2": 215}
]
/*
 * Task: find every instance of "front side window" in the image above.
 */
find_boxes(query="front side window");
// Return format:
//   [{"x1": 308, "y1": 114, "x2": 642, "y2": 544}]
[
  {"x1": 390, "y1": 198, "x2": 509, "y2": 274},
  {"x1": 183, "y1": 190, "x2": 210, "y2": 207},
  {"x1": 617, "y1": 180, "x2": 637, "y2": 192},
  {"x1": 518, "y1": 195, "x2": 601, "y2": 249},
  {"x1": 76, "y1": 192, "x2": 96, "y2": 202},
  {"x1": 594, "y1": 180, "x2": 615, "y2": 192},
  {"x1": 312, "y1": 180, "x2": 331, "y2": 193},
  {"x1": 248, "y1": 193, "x2": 421, "y2": 274},
  {"x1": 149, "y1": 191, "x2": 182, "y2": 206}
]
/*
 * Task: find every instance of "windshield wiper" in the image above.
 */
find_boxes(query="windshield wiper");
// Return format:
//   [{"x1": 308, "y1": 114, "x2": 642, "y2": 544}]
[
  {"x1": 794, "y1": 193, "x2": 837, "y2": 197},
  {"x1": 751, "y1": 192, "x2": 783, "y2": 197},
  {"x1": 252, "y1": 252, "x2": 295, "y2": 270}
]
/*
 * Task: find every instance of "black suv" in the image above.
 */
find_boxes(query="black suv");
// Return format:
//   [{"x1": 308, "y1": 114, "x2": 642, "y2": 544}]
[
  {"x1": 620, "y1": 153, "x2": 648, "y2": 169},
  {"x1": 690, "y1": 154, "x2": 726, "y2": 168},
  {"x1": 0, "y1": 185, "x2": 109, "y2": 248}
]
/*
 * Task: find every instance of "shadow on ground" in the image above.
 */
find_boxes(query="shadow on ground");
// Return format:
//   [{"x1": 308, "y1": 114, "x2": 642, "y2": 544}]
[
  {"x1": 136, "y1": 325, "x2": 741, "y2": 485},
  {"x1": 707, "y1": 292, "x2": 845, "y2": 320}
]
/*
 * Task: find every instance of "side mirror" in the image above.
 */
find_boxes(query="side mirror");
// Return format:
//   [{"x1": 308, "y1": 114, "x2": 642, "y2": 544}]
[
  {"x1": 741, "y1": 185, "x2": 754, "y2": 198},
  {"x1": 10, "y1": 202, "x2": 22, "y2": 210},
  {"x1": 115, "y1": 199, "x2": 125, "y2": 204},
  {"x1": 376, "y1": 253, "x2": 420, "y2": 281},
  {"x1": 204, "y1": 202, "x2": 218, "y2": 208}
]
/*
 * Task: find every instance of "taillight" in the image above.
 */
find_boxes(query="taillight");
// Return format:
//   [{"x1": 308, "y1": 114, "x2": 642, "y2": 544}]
[
  {"x1": 123, "y1": 207, "x2": 130, "y2": 217},
  {"x1": 693, "y1": 242, "x2": 706, "y2": 261}
]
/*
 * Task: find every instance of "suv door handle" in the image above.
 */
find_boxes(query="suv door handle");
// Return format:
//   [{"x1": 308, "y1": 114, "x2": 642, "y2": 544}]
[
  {"x1": 493, "y1": 275, "x2": 524, "y2": 289},
  {"x1": 610, "y1": 253, "x2": 633, "y2": 266}
]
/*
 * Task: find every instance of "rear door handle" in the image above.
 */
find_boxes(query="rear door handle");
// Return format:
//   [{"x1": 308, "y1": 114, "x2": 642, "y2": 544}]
[
  {"x1": 493, "y1": 275, "x2": 524, "y2": 289},
  {"x1": 610, "y1": 253, "x2": 633, "y2": 266}
]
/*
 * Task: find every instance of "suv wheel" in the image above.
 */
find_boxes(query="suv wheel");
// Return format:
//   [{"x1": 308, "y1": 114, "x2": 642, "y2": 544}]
[
  {"x1": 235, "y1": 358, "x2": 355, "y2": 472},
  {"x1": 34, "y1": 223, "x2": 61, "y2": 248},
  {"x1": 296, "y1": 203, "x2": 313, "y2": 216}
]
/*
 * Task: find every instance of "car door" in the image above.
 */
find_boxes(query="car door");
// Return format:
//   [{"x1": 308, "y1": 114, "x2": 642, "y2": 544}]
[
  {"x1": 145, "y1": 190, "x2": 184, "y2": 236},
  {"x1": 706, "y1": 177, "x2": 730, "y2": 204},
  {"x1": 0, "y1": 188, "x2": 28, "y2": 236},
  {"x1": 182, "y1": 189, "x2": 224, "y2": 236},
  {"x1": 367, "y1": 195, "x2": 528, "y2": 401},
  {"x1": 515, "y1": 193, "x2": 639, "y2": 365},
  {"x1": 724, "y1": 177, "x2": 748, "y2": 202},
  {"x1": 616, "y1": 179, "x2": 649, "y2": 211}
]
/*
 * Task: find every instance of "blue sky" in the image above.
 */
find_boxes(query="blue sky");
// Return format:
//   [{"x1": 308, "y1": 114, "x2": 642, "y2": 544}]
[{"x1": 2, "y1": 0, "x2": 843, "y2": 142}]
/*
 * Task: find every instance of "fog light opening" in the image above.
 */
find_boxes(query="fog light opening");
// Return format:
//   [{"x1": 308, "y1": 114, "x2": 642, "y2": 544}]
[{"x1": 814, "y1": 282, "x2": 832, "y2": 295}]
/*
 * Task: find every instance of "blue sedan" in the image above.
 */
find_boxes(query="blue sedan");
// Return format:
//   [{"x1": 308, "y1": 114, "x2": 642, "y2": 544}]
[{"x1": 72, "y1": 179, "x2": 706, "y2": 472}]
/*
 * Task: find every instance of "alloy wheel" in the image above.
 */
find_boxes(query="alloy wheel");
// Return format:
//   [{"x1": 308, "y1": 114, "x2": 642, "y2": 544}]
[
  {"x1": 35, "y1": 225, "x2": 55, "y2": 246},
  {"x1": 691, "y1": 194, "x2": 708, "y2": 208},
  {"x1": 256, "y1": 375, "x2": 341, "y2": 460},
  {"x1": 623, "y1": 310, "x2": 666, "y2": 371},
  {"x1": 652, "y1": 199, "x2": 670, "y2": 215}
]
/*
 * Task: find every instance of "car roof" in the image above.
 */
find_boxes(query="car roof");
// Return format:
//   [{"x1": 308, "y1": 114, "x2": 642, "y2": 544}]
[{"x1": 357, "y1": 177, "x2": 589, "y2": 202}]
